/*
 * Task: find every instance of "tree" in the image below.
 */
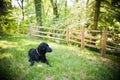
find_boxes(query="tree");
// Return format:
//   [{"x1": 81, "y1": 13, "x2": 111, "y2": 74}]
[
  {"x1": 100, "y1": 0, "x2": 120, "y2": 43},
  {"x1": 17, "y1": 0, "x2": 24, "y2": 20},
  {"x1": 0, "y1": 0, "x2": 16, "y2": 32},
  {"x1": 50, "y1": 0, "x2": 59, "y2": 22},
  {"x1": 34, "y1": 0, "x2": 42, "y2": 26},
  {"x1": 93, "y1": 0, "x2": 101, "y2": 30},
  {"x1": 65, "y1": 0, "x2": 67, "y2": 16},
  {"x1": 76, "y1": 0, "x2": 78, "y2": 2}
]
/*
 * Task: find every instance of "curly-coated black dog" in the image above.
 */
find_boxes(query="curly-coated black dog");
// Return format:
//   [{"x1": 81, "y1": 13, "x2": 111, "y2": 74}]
[{"x1": 28, "y1": 42, "x2": 52, "y2": 67}]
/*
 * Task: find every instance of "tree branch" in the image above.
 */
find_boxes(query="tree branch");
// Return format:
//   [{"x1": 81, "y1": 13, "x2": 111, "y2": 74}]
[{"x1": 17, "y1": 0, "x2": 22, "y2": 9}]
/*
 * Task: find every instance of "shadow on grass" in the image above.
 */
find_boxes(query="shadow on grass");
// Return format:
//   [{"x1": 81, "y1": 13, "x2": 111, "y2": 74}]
[
  {"x1": 0, "y1": 57, "x2": 15, "y2": 80},
  {"x1": 0, "y1": 47, "x2": 29, "y2": 80}
]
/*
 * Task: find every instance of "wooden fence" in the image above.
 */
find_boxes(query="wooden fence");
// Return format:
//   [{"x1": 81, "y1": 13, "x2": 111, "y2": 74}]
[{"x1": 29, "y1": 25, "x2": 120, "y2": 57}]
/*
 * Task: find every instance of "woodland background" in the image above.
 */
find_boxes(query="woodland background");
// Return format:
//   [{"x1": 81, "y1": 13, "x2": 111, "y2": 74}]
[
  {"x1": 0, "y1": 0, "x2": 120, "y2": 46},
  {"x1": 0, "y1": 0, "x2": 120, "y2": 80}
]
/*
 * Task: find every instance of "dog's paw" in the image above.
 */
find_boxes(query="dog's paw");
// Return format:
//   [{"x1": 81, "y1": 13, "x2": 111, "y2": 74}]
[
  {"x1": 37, "y1": 64, "x2": 43, "y2": 67},
  {"x1": 48, "y1": 65, "x2": 52, "y2": 67}
]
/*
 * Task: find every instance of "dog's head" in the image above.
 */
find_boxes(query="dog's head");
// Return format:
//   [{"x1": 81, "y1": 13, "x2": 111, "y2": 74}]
[{"x1": 38, "y1": 42, "x2": 52, "y2": 53}]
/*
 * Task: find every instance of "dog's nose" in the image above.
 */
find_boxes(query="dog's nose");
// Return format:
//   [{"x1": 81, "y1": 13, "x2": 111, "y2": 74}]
[
  {"x1": 46, "y1": 47, "x2": 52, "y2": 52},
  {"x1": 49, "y1": 48, "x2": 52, "y2": 52},
  {"x1": 48, "y1": 48, "x2": 52, "y2": 52}
]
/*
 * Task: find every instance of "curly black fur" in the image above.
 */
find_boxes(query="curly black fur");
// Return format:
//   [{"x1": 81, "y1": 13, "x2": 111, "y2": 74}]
[{"x1": 28, "y1": 42, "x2": 52, "y2": 66}]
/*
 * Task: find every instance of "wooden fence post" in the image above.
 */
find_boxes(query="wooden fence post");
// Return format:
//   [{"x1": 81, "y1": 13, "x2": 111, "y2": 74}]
[
  {"x1": 101, "y1": 28, "x2": 107, "y2": 57},
  {"x1": 81, "y1": 28, "x2": 85, "y2": 48},
  {"x1": 66, "y1": 27, "x2": 69, "y2": 44},
  {"x1": 29, "y1": 24, "x2": 32, "y2": 37}
]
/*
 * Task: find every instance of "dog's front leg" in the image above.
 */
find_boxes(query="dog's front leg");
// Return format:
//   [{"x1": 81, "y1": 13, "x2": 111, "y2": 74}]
[
  {"x1": 42, "y1": 56, "x2": 51, "y2": 67},
  {"x1": 46, "y1": 61, "x2": 51, "y2": 67}
]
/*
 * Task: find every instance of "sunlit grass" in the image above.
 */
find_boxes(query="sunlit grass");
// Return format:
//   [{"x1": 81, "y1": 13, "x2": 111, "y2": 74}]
[
  {"x1": 0, "y1": 33, "x2": 120, "y2": 80},
  {"x1": 0, "y1": 53, "x2": 13, "y2": 59},
  {"x1": 0, "y1": 40, "x2": 17, "y2": 49}
]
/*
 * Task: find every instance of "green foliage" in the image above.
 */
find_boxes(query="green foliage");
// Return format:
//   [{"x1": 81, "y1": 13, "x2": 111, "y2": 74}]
[
  {"x1": 108, "y1": 22, "x2": 120, "y2": 44},
  {"x1": 0, "y1": 0, "x2": 17, "y2": 33},
  {"x1": 98, "y1": 0, "x2": 120, "y2": 42},
  {"x1": 98, "y1": 0, "x2": 120, "y2": 28},
  {"x1": 1, "y1": 0, "x2": 120, "y2": 43},
  {"x1": 59, "y1": 0, "x2": 94, "y2": 29},
  {"x1": 0, "y1": 33, "x2": 120, "y2": 80}
]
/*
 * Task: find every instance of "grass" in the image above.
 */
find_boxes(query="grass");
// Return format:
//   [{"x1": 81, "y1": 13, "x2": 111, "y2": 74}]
[{"x1": 0, "y1": 33, "x2": 120, "y2": 80}]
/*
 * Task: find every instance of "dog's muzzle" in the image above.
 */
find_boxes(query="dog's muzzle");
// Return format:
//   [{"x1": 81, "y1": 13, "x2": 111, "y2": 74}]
[{"x1": 47, "y1": 47, "x2": 52, "y2": 52}]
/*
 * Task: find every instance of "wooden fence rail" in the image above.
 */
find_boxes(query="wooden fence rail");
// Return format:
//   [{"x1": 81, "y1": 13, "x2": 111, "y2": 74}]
[{"x1": 29, "y1": 25, "x2": 120, "y2": 57}]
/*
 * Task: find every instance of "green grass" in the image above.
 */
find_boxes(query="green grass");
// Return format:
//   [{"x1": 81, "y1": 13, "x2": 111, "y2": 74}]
[{"x1": 0, "y1": 33, "x2": 120, "y2": 80}]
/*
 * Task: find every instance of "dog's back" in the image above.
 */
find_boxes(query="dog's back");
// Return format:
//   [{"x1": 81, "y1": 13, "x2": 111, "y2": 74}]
[{"x1": 28, "y1": 48, "x2": 35, "y2": 57}]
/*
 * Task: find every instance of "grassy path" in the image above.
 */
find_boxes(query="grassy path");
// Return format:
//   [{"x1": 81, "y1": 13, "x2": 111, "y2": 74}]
[{"x1": 0, "y1": 33, "x2": 120, "y2": 80}]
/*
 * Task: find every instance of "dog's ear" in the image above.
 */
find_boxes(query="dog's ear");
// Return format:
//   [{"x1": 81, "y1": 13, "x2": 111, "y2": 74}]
[
  {"x1": 38, "y1": 44, "x2": 43, "y2": 50},
  {"x1": 38, "y1": 42, "x2": 47, "y2": 51}
]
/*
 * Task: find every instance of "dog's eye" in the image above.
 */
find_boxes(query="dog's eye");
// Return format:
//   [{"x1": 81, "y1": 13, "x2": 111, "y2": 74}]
[{"x1": 42, "y1": 47, "x2": 46, "y2": 50}]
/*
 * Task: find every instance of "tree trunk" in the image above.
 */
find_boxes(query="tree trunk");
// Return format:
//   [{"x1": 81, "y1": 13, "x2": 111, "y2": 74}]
[
  {"x1": 86, "y1": 0, "x2": 89, "y2": 19},
  {"x1": 86, "y1": 0, "x2": 89, "y2": 8},
  {"x1": 65, "y1": 0, "x2": 67, "y2": 16},
  {"x1": 93, "y1": 0, "x2": 101, "y2": 30},
  {"x1": 76, "y1": 0, "x2": 78, "y2": 2},
  {"x1": 17, "y1": 0, "x2": 24, "y2": 20},
  {"x1": 34, "y1": 0, "x2": 42, "y2": 26},
  {"x1": 21, "y1": 0, "x2": 24, "y2": 20},
  {"x1": 50, "y1": 0, "x2": 59, "y2": 22}
]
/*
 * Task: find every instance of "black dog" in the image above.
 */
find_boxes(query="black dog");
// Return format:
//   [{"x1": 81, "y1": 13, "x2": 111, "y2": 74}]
[{"x1": 28, "y1": 42, "x2": 52, "y2": 67}]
